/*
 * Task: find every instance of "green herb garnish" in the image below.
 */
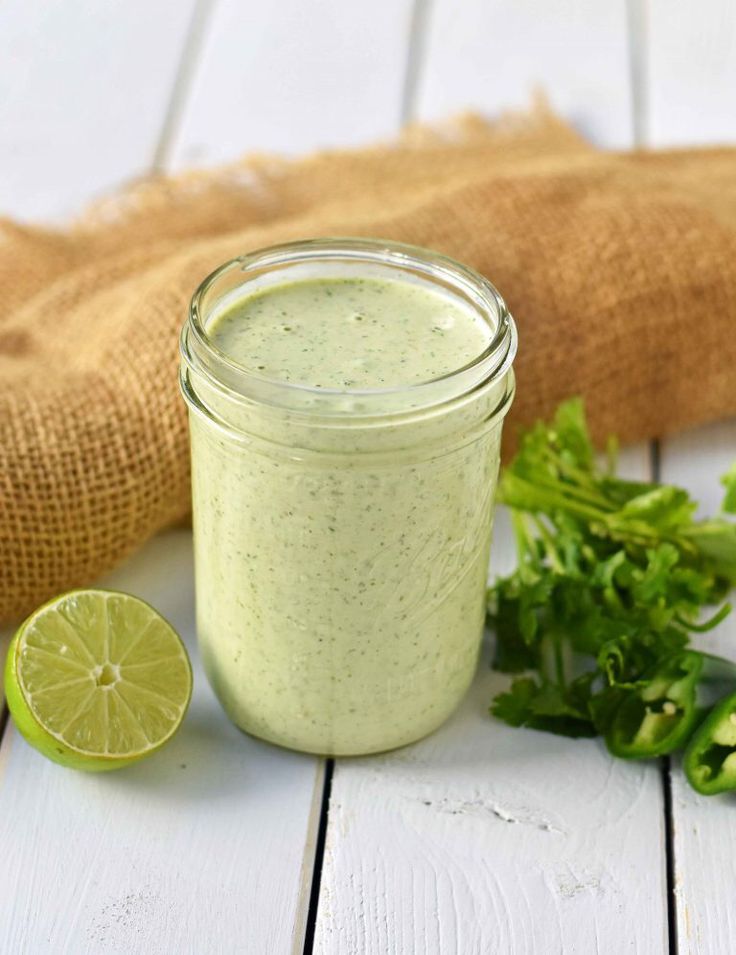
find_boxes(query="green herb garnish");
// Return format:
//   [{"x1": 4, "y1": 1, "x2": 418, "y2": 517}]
[{"x1": 488, "y1": 399, "x2": 736, "y2": 790}]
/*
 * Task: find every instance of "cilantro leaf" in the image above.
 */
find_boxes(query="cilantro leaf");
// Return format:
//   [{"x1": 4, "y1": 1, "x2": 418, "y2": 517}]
[
  {"x1": 491, "y1": 676, "x2": 598, "y2": 738},
  {"x1": 488, "y1": 397, "x2": 736, "y2": 750}
]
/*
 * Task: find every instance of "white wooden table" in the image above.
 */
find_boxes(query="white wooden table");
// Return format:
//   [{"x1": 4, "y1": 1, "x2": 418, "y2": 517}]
[{"x1": 1, "y1": 3, "x2": 735, "y2": 952}]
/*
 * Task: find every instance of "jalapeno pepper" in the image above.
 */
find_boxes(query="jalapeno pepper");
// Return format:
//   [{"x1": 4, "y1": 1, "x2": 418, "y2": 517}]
[
  {"x1": 684, "y1": 691, "x2": 736, "y2": 795},
  {"x1": 605, "y1": 651, "x2": 736, "y2": 759}
]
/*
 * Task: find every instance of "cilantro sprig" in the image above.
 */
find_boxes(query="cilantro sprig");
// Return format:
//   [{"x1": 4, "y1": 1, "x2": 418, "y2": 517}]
[{"x1": 488, "y1": 399, "x2": 736, "y2": 751}]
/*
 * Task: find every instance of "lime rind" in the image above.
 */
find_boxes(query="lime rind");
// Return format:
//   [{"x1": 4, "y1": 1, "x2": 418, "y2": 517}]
[{"x1": 5, "y1": 589, "x2": 193, "y2": 772}]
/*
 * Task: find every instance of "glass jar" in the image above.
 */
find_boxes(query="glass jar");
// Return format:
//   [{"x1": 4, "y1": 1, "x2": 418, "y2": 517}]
[{"x1": 180, "y1": 238, "x2": 517, "y2": 755}]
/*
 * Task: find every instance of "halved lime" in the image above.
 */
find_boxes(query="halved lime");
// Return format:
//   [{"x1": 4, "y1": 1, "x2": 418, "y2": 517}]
[{"x1": 4, "y1": 589, "x2": 192, "y2": 771}]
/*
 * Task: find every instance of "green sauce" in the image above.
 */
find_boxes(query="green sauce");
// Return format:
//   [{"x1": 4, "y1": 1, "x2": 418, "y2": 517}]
[
  {"x1": 190, "y1": 273, "x2": 508, "y2": 755},
  {"x1": 209, "y1": 276, "x2": 491, "y2": 388}
]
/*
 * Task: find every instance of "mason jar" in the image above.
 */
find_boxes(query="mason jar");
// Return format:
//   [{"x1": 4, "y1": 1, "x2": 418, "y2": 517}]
[{"x1": 180, "y1": 238, "x2": 517, "y2": 756}]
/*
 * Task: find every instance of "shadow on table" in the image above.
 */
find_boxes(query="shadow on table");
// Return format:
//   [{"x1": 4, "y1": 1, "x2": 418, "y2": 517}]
[{"x1": 94, "y1": 698, "x2": 316, "y2": 806}]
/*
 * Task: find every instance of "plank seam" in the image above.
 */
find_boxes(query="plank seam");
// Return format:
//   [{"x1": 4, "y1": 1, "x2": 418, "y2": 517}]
[
  {"x1": 302, "y1": 757, "x2": 334, "y2": 955},
  {"x1": 292, "y1": 759, "x2": 328, "y2": 954},
  {"x1": 0, "y1": 632, "x2": 9, "y2": 746},
  {"x1": 625, "y1": 0, "x2": 650, "y2": 146},
  {"x1": 649, "y1": 435, "x2": 661, "y2": 481},
  {"x1": 0, "y1": 704, "x2": 8, "y2": 748},
  {"x1": 662, "y1": 758, "x2": 679, "y2": 955},
  {"x1": 401, "y1": 0, "x2": 434, "y2": 124},
  {"x1": 151, "y1": 0, "x2": 220, "y2": 172},
  {"x1": 652, "y1": 438, "x2": 679, "y2": 955}
]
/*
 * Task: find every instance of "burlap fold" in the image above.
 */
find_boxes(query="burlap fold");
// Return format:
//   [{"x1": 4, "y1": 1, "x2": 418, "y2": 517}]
[{"x1": 3, "y1": 108, "x2": 736, "y2": 623}]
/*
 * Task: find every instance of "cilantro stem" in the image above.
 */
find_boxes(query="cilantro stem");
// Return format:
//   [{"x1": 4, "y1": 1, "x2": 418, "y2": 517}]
[
  {"x1": 540, "y1": 632, "x2": 569, "y2": 689},
  {"x1": 677, "y1": 603, "x2": 732, "y2": 633},
  {"x1": 554, "y1": 635, "x2": 566, "y2": 688},
  {"x1": 531, "y1": 515, "x2": 564, "y2": 574},
  {"x1": 511, "y1": 511, "x2": 538, "y2": 580},
  {"x1": 510, "y1": 487, "x2": 606, "y2": 523},
  {"x1": 549, "y1": 463, "x2": 614, "y2": 506},
  {"x1": 507, "y1": 472, "x2": 614, "y2": 510}
]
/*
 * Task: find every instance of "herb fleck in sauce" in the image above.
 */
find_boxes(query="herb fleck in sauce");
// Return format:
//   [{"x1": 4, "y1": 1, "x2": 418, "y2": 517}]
[{"x1": 209, "y1": 277, "x2": 491, "y2": 389}]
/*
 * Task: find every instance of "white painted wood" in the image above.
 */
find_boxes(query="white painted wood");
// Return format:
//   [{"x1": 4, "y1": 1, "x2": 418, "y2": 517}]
[
  {"x1": 415, "y1": 0, "x2": 634, "y2": 147},
  {"x1": 0, "y1": 530, "x2": 323, "y2": 954},
  {"x1": 659, "y1": 421, "x2": 736, "y2": 955},
  {"x1": 166, "y1": 0, "x2": 415, "y2": 169},
  {"x1": 11, "y1": 2, "x2": 736, "y2": 949},
  {"x1": 0, "y1": 0, "x2": 199, "y2": 221},
  {"x1": 645, "y1": 0, "x2": 736, "y2": 146},
  {"x1": 644, "y1": 0, "x2": 736, "y2": 934},
  {"x1": 314, "y1": 445, "x2": 669, "y2": 955}
]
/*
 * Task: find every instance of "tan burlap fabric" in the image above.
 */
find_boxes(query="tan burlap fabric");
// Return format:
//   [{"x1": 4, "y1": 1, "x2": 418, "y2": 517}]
[{"x1": 3, "y1": 109, "x2": 736, "y2": 623}]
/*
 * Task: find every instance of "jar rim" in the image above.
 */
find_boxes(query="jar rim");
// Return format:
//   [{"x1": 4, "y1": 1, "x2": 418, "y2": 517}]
[{"x1": 181, "y1": 237, "x2": 517, "y2": 420}]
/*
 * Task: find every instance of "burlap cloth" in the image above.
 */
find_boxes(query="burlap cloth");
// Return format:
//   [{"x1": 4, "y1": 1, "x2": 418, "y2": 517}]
[{"x1": 3, "y1": 108, "x2": 736, "y2": 623}]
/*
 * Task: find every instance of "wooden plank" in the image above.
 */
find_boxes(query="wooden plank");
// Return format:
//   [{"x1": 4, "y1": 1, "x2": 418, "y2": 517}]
[
  {"x1": 313, "y1": 445, "x2": 669, "y2": 954},
  {"x1": 645, "y1": 0, "x2": 736, "y2": 146},
  {"x1": 414, "y1": 0, "x2": 633, "y2": 146},
  {"x1": 0, "y1": 0, "x2": 200, "y2": 220},
  {"x1": 645, "y1": 4, "x2": 736, "y2": 941},
  {"x1": 658, "y1": 421, "x2": 736, "y2": 955},
  {"x1": 0, "y1": 530, "x2": 323, "y2": 954},
  {"x1": 165, "y1": 0, "x2": 415, "y2": 168}
]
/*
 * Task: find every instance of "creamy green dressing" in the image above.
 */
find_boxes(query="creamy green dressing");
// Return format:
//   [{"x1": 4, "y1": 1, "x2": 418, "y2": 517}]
[
  {"x1": 190, "y1": 273, "x2": 507, "y2": 755},
  {"x1": 209, "y1": 277, "x2": 491, "y2": 388}
]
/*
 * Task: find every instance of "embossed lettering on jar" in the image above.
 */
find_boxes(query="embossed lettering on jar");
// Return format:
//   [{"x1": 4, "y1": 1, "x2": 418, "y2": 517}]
[{"x1": 180, "y1": 238, "x2": 517, "y2": 756}]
